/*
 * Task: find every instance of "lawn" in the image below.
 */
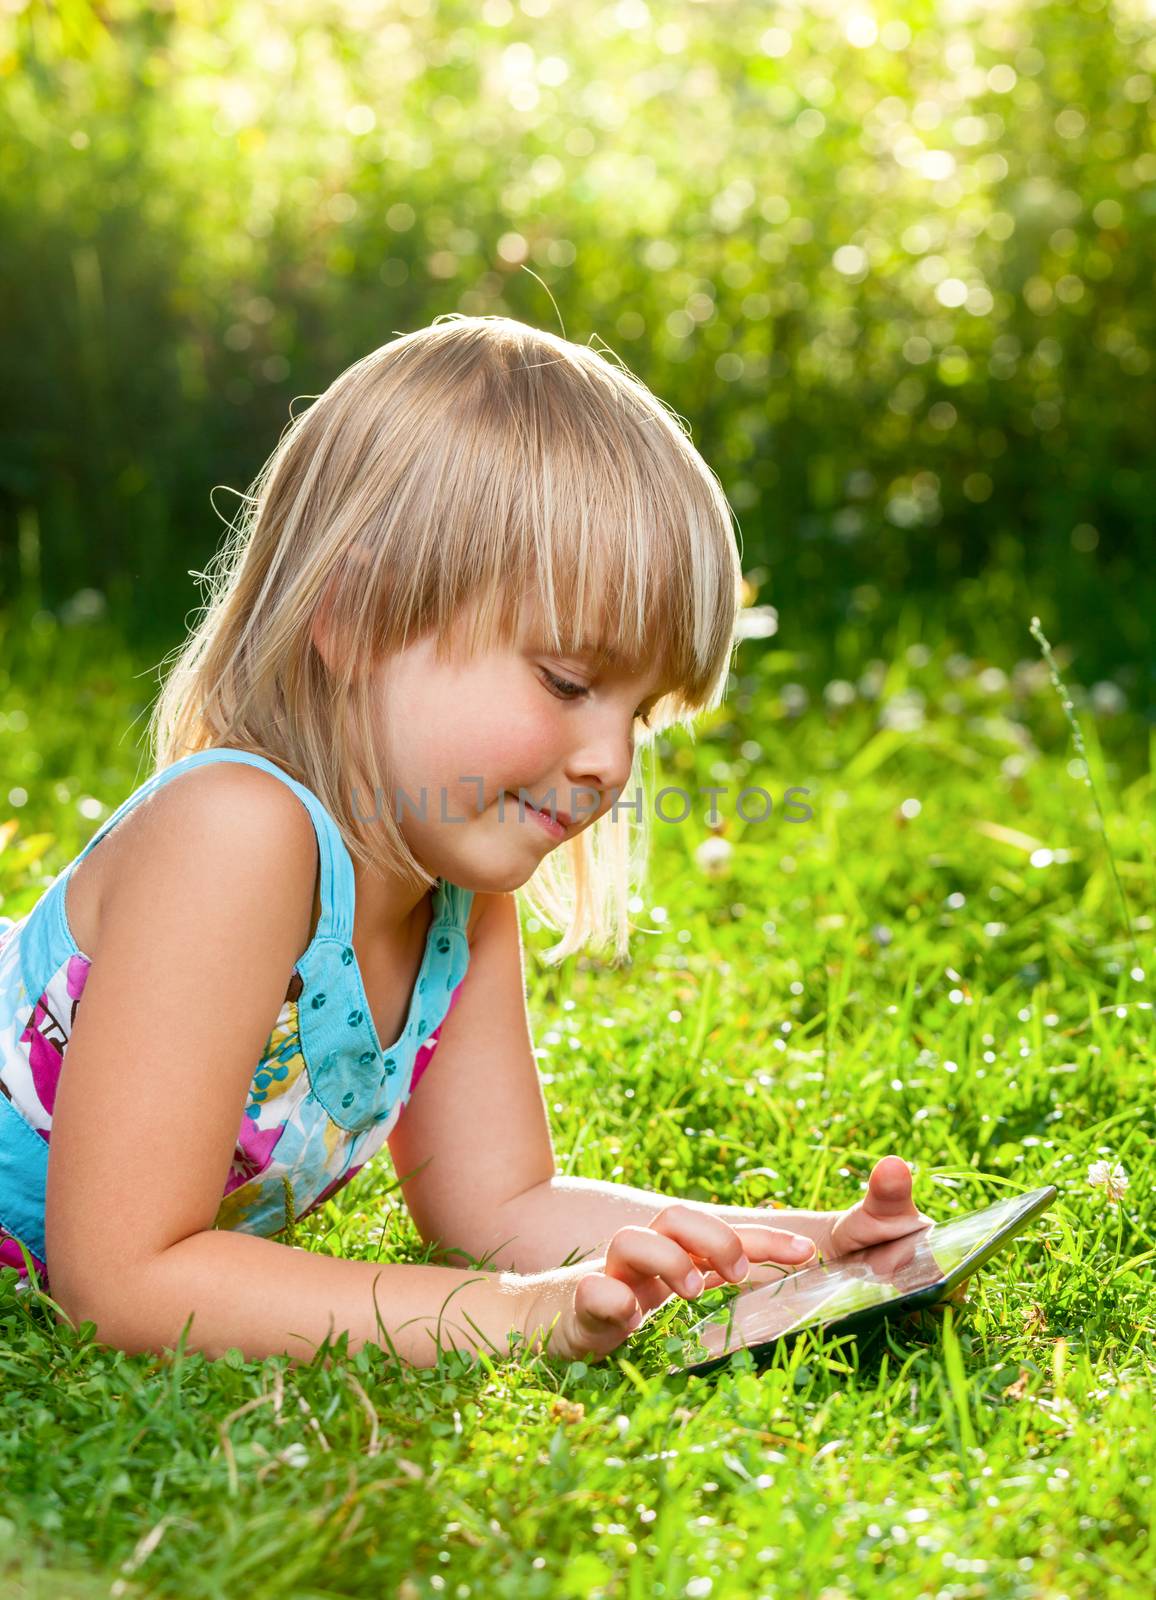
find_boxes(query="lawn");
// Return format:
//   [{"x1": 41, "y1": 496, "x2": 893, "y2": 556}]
[{"x1": 0, "y1": 599, "x2": 1152, "y2": 1599}]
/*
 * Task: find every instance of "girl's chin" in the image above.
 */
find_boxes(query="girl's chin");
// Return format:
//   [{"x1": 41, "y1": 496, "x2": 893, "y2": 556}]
[{"x1": 478, "y1": 860, "x2": 539, "y2": 894}]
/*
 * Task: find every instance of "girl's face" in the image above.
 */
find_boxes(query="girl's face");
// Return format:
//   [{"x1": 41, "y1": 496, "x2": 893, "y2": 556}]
[{"x1": 371, "y1": 603, "x2": 671, "y2": 893}]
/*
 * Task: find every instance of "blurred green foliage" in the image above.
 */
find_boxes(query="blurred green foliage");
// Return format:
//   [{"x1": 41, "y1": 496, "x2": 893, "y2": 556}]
[{"x1": 0, "y1": 0, "x2": 1153, "y2": 687}]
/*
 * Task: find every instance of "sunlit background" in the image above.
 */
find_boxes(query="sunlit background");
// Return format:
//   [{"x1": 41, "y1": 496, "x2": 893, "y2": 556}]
[
  {"x1": 1, "y1": 0, "x2": 1153, "y2": 690},
  {"x1": 1, "y1": 14, "x2": 1155, "y2": 1588}
]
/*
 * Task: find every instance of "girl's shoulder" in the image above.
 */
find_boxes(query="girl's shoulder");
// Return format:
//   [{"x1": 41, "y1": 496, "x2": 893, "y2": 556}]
[{"x1": 68, "y1": 757, "x2": 318, "y2": 964}]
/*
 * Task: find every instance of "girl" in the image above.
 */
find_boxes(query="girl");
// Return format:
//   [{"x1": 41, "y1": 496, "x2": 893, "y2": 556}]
[{"x1": 0, "y1": 316, "x2": 932, "y2": 1368}]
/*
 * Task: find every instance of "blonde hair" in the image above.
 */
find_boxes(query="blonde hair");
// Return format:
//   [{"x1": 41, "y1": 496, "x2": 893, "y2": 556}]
[{"x1": 148, "y1": 315, "x2": 743, "y2": 965}]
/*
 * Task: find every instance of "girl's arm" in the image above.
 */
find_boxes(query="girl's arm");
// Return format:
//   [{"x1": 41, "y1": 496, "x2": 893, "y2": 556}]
[
  {"x1": 382, "y1": 892, "x2": 834, "y2": 1276},
  {"x1": 71, "y1": 1227, "x2": 538, "y2": 1366},
  {"x1": 483, "y1": 1176, "x2": 831, "y2": 1272},
  {"x1": 43, "y1": 765, "x2": 538, "y2": 1368},
  {"x1": 489, "y1": 1162, "x2": 934, "y2": 1274}
]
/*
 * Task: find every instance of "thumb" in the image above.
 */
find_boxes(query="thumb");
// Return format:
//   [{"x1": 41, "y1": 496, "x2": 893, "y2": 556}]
[{"x1": 863, "y1": 1155, "x2": 914, "y2": 1215}]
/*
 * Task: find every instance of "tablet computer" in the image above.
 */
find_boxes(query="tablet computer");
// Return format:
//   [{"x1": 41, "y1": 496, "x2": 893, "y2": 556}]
[{"x1": 668, "y1": 1184, "x2": 1057, "y2": 1378}]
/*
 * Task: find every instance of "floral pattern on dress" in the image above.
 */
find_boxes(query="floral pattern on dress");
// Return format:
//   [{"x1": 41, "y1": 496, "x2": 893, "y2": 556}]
[
  {"x1": 212, "y1": 974, "x2": 467, "y2": 1237},
  {"x1": 0, "y1": 866, "x2": 473, "y2": 1289},
  {"x1": 0, "y1": 940, "x2": 93, "y2": 1285}
]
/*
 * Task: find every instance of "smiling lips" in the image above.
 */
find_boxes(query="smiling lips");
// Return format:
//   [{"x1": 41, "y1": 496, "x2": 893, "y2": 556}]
[{"x1": 505, "y1": 793, "x2": 572, "y2": 839}]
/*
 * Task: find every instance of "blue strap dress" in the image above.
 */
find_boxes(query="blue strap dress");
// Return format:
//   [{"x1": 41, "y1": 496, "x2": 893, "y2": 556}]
[{"x1": 0, "y1": 748, "x2": 473, "y2": 1287}]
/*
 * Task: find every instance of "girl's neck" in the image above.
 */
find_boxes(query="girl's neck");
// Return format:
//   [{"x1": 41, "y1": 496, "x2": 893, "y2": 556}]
[{"x1": 351, "y1": 863, "x2": 436, "y2": 947}]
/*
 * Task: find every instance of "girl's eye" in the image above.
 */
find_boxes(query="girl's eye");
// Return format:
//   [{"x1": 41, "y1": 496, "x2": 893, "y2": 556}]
[
  {"x1": 539, "y1": 668, "x2": 652, "y2": 728},
  {"x1": 539, "y1": 668, "x2": 589, "y2": 702}
]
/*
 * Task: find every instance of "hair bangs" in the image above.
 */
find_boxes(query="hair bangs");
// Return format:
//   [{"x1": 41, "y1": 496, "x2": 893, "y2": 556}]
[{"x1": 415, "y1": 324, "x2": 743, "y2": 734}]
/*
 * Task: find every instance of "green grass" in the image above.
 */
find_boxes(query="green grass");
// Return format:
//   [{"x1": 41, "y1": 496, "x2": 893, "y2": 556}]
[{"x1": 1, "y1": 599, "x2": 1153, "y2": 1599}]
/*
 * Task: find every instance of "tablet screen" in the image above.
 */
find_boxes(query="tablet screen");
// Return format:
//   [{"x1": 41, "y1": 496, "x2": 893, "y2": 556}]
[{"x1": 678, "y1": 1187, "x2": 1053, "y2": 1370}]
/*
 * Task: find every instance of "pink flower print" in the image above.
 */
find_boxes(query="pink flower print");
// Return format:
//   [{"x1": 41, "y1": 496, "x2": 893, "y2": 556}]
[
  {"x1": 0, "y1": 1225, "x2": 47, "y2": 1283},
  {"x1": 23, "y1": 999, "x2": 67, "y2": 1120},
  {"x1": 223, "y1": 1116, "x2": 285, "y2": 1196},
  {"x1": 66, "y1": 954, "x2": 90, "y2": 1005},
  {"x1": 20, "y1": 957, "x2": 90, "y2": 1121}
]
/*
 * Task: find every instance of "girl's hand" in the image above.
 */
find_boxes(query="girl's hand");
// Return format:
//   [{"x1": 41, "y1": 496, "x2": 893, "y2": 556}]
[
  {"x1": 519, "y1": 1204, "x2": 818, "y2": 1363},
  {"x1": 824, "y1": 1156, "x2": 935, "y2": 1259}
]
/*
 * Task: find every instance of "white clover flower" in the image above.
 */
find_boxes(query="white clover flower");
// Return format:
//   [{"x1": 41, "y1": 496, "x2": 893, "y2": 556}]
[
  {"x1": 694, "y1": 836, "x2": 733, "y2": 879},
  {"x1": 1087, "y1": 1159, "x2": 1129, "y2": 1204}
]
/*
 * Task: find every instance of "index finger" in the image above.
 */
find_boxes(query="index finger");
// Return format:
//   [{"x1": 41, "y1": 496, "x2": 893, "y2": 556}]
[{"x1": 644, "y1": 1205, "x2": 782, "y2": 1284}]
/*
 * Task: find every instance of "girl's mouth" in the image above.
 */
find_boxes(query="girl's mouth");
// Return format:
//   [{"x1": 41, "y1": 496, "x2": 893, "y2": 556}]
[{"x1": 504, "y1": 794, "x2": 570, "y2": 841}]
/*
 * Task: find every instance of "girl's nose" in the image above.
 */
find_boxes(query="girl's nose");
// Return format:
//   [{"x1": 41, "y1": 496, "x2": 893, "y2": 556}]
[{"x1": 564, "y1": 722, "x2": 636, "y2": 811}]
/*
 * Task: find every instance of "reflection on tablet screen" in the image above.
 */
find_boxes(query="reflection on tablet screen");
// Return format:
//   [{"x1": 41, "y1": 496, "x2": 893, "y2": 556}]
[{"x1": 687, "y1": 1192, "x2": 1039, "y2": 1363}]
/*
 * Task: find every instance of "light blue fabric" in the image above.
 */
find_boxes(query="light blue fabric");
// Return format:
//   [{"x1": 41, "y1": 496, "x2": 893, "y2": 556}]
[
  {"x1": 0, "y1": 748, "x2": 473, "y2": 1265},
  {"x1": 0, "y1": 1092, "x2": 49, "y2": 1264}
]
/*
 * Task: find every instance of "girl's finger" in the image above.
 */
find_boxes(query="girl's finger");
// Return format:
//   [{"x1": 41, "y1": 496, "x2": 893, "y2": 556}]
[
  {"x1": 604, "y1": 1224, "x2": 715, "y2": 1301},
  {"x1": 730, "y1": 1224, "x2": 819, "y2": 1266},
  {"x1": 684, "y1": 1228, "x2": 819, "y2": 1292},
  {"x1": 682, "y1": 1226, "x2": 816, "y2": 1275},
  {"x1": 573, "y1": 1271, "x2": 644, "y2": 1338},
  {"x1": 603, "y1": 1213, "x2": 819, "y2": 1312},
  {"x1": 642, "y1": 1205, "x2": 769, "y2": 1286}
]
